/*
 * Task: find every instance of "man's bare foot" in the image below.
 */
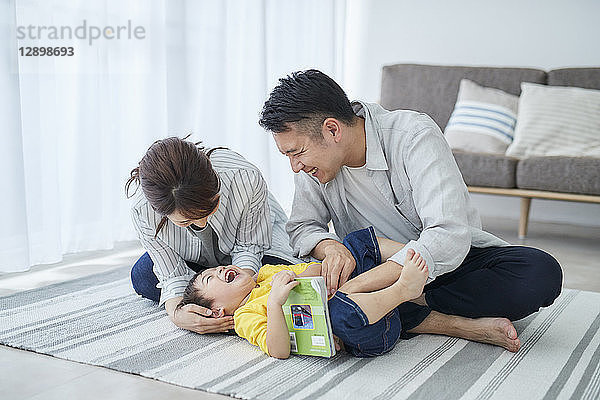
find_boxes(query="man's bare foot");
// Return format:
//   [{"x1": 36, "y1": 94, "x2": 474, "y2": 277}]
[
  {"x1": 450, "y1": 317, "x2": 521, "y2": 353},
  {"x1": 393, "y1": 249, "x2": 428, "y2": 300},
  {"x1": 455, "y1": 316, "x2": 521, "y2": 352},
  {"x1": 408, "y1": 311, "x2": 521, "y2": 353}
]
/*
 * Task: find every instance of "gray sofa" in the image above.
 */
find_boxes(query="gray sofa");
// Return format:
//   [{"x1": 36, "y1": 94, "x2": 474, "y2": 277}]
[{"x1": 380, "y1": 64, "x2": 600, "y2": 237}]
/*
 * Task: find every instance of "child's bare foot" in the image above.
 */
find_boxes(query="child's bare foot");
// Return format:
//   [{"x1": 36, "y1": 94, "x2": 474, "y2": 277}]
[{"x1": 393, "y1": 249, "x2": 428, "y2": 300}]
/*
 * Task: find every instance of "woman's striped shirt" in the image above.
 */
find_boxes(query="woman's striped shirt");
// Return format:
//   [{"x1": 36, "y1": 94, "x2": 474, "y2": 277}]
[{"x1": 130, "y1": 148, "x2": 302, "y2": 305}]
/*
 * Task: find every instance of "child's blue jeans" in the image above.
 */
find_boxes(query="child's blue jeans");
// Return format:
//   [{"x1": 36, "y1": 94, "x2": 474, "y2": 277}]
[{"x1": 328, "y1": 227, "x2": 429, "y2": 357}]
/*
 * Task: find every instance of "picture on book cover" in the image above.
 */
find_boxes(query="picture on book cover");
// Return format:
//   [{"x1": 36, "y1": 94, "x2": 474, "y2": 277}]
[{"x1": 291, "y1": 304, "x2": 314, "y2": 330}]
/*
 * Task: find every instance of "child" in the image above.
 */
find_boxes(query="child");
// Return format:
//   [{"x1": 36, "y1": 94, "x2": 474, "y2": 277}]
[{"x1": 177, "y1": 227, "x2": 428, "y2": 358}]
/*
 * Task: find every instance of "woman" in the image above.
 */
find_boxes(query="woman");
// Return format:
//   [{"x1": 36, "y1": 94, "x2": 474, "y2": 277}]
[{"x1": 126, "y1": 137, "x2": 301, "y2": 334}]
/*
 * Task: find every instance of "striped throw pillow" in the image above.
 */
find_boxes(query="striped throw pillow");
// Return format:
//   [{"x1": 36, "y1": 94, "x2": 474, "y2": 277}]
[
  {"x1": 445, "y1": 79, "x2": 519, "y2": 154},
  {"x1": 506, "y1": 83, "x2": 600, "y2": 158}
]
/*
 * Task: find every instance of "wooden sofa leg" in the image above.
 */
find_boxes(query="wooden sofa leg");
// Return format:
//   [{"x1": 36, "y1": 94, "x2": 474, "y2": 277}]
[{"x1": 519, "y1": 197, "x2": 532, "y2": 239}]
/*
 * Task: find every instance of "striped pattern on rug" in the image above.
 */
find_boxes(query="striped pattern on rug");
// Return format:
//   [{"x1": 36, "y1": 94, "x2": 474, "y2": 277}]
[{"x1": 1, "y1": 266, "x2": 599, "y2": 400}]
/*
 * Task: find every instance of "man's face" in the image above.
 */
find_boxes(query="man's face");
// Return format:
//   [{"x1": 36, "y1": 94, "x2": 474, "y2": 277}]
[
  {"x1": 194, "y1": 265, "x2": 256, "y2": 315},
  {"x1": 273, "y1": 125, "x2": 344, "y2": 184}
]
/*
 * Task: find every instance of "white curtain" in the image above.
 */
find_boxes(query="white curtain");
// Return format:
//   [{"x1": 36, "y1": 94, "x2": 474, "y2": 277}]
[{"x1": 0, "y1": 0, "x2": 347, "y2": 272}]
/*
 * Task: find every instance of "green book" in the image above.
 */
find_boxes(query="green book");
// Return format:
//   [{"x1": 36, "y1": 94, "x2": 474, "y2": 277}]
[{"x1": 282, "y1": 276, "x2": 336, "y2": 358}]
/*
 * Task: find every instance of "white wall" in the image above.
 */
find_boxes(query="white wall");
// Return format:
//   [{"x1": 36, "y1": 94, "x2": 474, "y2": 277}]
[{"x1": 342, "y1": 0, "x2": 600, "y2": 227}]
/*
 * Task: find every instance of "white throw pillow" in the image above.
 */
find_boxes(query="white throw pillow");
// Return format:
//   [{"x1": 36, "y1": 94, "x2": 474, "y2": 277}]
[
  {"x1": 444, "y1": 79, "x2": 519, "y2": 154},
  {"x1": 506, "y1": 83, "x2": 600, "y2": 158}
]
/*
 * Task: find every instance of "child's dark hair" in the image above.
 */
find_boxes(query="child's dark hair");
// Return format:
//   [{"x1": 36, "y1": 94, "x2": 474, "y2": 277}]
[
  {"x1": 176, "y1": 271, "x2": 214, "y2": 311},
  {"x1": 259, "y1": 69, "x2": 356, "y2": 140}
]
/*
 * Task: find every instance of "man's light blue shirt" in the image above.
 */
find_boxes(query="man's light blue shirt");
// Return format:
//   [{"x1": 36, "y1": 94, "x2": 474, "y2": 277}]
[{"x1": 286, "y1": 101, "x2": 508, "y2": 282}]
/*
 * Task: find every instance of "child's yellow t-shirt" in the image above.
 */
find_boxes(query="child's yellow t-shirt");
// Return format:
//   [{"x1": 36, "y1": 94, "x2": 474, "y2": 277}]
[{"x1": 233, "y1": 263, "x2": 317, "y2": 355}]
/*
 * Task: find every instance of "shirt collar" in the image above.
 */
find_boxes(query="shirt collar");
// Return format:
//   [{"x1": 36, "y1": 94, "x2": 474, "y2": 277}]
[{"x1": 352, "y1": 101, "x2": 388, "y2": 171}]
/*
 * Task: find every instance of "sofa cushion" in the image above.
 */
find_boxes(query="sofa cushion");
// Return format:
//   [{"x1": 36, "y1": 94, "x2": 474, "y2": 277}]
[
  {"x1": 445, "y1": 79, "x2": 518, "y2": 154},
  {"x1": 452, "y1": 151, "x2": 518, "y2": 188},
  {"x1": 548, "y1": 68, "x2": 600, "y2": 90},
  {"x1": 506, "y1": 83, "x2": 600, "y2": 158},
  {"x1": 517, "y1": 157, "x2": 600, "y2": 195},
  {"x1": 380, "y1": 64, "x2": 546, "y2": 130}
]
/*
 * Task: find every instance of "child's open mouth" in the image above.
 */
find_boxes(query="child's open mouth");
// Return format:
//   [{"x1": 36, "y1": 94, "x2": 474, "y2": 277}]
[{"x1": 225, "y1": 269, "x2": 237, "y2": 283}]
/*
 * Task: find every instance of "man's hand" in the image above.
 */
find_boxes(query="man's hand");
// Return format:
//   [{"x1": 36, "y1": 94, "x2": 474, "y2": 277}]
[
  {"x1": 314, "y1": 239, "x2": 356, "y2": 295},
  {"x1": 268, "y1": 270, "x2": 299, "y2": 306},
  {"x1": 165, "y1": 297, "x2": 234, "y2": 334}
]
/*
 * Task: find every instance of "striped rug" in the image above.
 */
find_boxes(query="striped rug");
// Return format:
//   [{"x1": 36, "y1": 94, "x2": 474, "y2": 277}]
[{"x1": 1, "y1": 266, "x2": 599, "y2": 400}]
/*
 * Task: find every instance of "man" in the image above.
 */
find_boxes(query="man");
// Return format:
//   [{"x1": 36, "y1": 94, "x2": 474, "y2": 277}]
[{"x1": 258, "y1": 69, "x2": 563, "y2": 352}]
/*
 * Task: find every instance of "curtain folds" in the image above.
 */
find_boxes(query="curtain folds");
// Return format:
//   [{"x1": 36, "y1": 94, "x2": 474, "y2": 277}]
[{"x1": 0, "y1": 0, "x2": 347, "y2": 272}]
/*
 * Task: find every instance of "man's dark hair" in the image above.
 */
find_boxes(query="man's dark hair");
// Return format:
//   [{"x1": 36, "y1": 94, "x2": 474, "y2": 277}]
[
  {"x1": 176, "y1": 271, "x2": 214, "y2": 311},
  {"x1": 259, "y1": 69, "x2": 356, "y2": 140}
]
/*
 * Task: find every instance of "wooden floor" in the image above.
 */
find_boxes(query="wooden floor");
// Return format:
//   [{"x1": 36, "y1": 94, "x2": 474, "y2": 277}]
[{"x1": 1, "y1": 217, "x2": 599, "y2": 400}]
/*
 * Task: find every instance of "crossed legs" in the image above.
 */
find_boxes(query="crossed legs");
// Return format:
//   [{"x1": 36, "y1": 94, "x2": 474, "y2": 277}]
[
  {"x1": 339, "y1": 250, "x2": 428, "y2": 324},
  {"x1": 338, "y1": 236, "x2": 522, "y2": 352}
]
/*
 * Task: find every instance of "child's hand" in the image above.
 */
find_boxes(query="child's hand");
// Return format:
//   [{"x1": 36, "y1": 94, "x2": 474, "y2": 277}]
[{"x1": 268, "y1": 270, "x2": 299, "y2": 306}]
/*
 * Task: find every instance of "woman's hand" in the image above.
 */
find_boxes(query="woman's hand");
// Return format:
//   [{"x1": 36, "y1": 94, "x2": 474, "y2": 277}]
[
  {"x1": 165, "y1": 297, "x2": 234, "y2": 334},
  {"x1": 268, "y1": 270, "x2": 299, "y2": 306}
]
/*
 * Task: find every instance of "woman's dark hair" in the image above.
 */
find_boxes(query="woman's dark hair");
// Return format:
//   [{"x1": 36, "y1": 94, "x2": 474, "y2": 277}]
[
  {"x1": 176, "y1": 271, "x2": 214, "y2": 311},
  {"x1": 125, "y1": 136, "x2": 222, "y2": 237},
  {"x1": 259, "y1": 69, "x2": 356, "y2": 140}
]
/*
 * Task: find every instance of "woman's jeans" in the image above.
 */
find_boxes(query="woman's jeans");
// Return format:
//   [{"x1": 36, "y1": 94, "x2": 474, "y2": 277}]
[
  {"x1": 328, "y1": 227, "x2": 562, "y2": 358},
  {"x1": 130, "y1": 253, "x2": 291, "y2": 303}
]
